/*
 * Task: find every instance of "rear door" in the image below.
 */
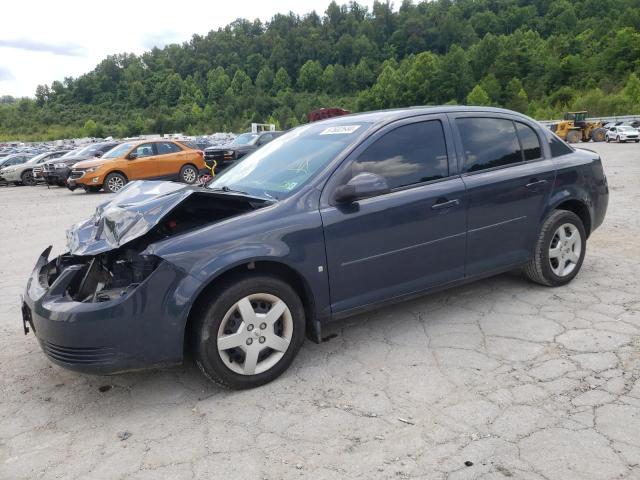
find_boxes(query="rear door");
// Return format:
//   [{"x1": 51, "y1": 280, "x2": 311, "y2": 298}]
[
  {"x1": 320, "y1": 115, "x2": 467, "y2": 314},
  {"x1": 155, "y1": 141, "x2": 185, "y2": 178},
  {"x1": 127, "y1": 143, "x2": 159, "y2": 180},
  {"x1": 449, "y1": 114, "x2": 555, "y2": 276}
]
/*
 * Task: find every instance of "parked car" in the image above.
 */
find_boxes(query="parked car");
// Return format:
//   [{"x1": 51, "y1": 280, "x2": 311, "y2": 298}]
[
  {"x1": 204, "y1": 131, "x2": 283, "y2": 173},
  {"x1": 67, "y1": 139, "x2": 206, "y2": 193},
  {"x1": 605, "y1": 125, "x2": 640, "y2": 142},
  {"x1": 42, "y1": 142, "x2": 120, "y2": 186},
  {"x1": 33, "y1": 149, "x2": 78, "y2": 181},
  {"x1": 0, "y1": 150, "x2": 70, "y2": 186},
  {"x1": 22, "y1": 107, "x2": 608, "y2": 389},
  {"x1": 0, "y1": 154, "x2": 33, "y2": 183}
]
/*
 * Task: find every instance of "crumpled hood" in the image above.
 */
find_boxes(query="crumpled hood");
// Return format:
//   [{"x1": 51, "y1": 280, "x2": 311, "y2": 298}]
[{"x1": 67, "y1": 180, "x2": 195, "y2": 255}]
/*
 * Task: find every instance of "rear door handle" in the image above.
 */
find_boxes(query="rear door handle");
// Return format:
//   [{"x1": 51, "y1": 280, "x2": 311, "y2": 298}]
[
  {"x1": 526, "y1": 179, "x2": 548, "y2": 189},
  {"x1": 431, "y1": 199, "x2": 460, "y2": 210}
]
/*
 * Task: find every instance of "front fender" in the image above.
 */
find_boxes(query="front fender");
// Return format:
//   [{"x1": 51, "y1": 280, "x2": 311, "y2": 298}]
[{"x1": 147, "y1": 204, "x2": 332, "y2": 324}]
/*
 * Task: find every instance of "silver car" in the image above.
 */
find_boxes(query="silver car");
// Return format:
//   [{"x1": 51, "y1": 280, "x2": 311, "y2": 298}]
[{"x1": 0, "y1": 151, "x2": 69, "y2": 185}]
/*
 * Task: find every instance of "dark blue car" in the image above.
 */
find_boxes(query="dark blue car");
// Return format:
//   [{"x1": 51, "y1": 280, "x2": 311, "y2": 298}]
[{"x1": 23, "y1": 107, "x2": 608, "y2": 389}]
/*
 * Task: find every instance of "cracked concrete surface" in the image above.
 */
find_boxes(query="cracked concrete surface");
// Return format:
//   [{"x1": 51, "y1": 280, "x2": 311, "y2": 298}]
[{"x1": 0, "y1": 142, "x2": 638, "y2": 479}]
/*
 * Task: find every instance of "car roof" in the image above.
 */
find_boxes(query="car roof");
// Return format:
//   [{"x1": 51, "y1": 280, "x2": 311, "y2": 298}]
[{"x1": 310, "y1": 106, "x2": 535, "y2": 127}]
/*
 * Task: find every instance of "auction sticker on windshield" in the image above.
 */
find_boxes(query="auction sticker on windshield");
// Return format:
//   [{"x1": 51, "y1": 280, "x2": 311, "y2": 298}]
[{"x1": 320, "y1": 125, "x2": 361, "y2": 135}]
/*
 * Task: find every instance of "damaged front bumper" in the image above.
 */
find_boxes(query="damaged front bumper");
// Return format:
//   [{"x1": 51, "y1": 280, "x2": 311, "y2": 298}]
[{"x1": 22, "y1": 245, "x2": 202, "y2": 374}]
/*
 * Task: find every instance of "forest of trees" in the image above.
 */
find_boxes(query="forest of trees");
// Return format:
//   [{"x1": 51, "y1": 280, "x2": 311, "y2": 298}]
[{"x1": 1, "y1": 0, "x2": 640, "y2": 141}]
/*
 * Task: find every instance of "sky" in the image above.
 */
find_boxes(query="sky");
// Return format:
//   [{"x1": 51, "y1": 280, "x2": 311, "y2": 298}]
[{"x1": 0, "y1": 0, "x2": 377, "y2": 98}]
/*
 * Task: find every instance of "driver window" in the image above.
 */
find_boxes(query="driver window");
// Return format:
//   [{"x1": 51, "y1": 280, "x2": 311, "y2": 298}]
[
  {"x1": 348, "y1": 120, "x2": 449, "y2": 190},
  {"x1": 133, "y1": 143, "x2": 154, "y2": 158}
]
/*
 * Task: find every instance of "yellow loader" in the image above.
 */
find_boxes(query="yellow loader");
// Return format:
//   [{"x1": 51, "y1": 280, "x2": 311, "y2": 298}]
[{"x1": 552, "y1": 111, "x2": 606, "y2": 143}]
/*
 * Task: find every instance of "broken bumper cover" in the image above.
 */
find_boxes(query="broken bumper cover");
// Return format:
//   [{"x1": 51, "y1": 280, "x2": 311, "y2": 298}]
[{"x1": 23, "y1": 247, "x2": 203, "y2": 374}]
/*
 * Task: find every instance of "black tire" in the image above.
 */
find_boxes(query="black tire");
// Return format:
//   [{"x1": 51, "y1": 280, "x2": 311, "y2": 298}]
[
  {"x1": 606, "y1": 136, "x2": 610, "y2": 143},
  {"x1": 523, "y1": 210, "x2": 586, "y2": 287},
  {"x1": 57, "y1": 181, "x2": 66, "y2": 187},
  {"x1": 103, "y1": 172, "x2": 127, "y2": 193},
  {"x1": 179, "y1": 164, "x2": 198, "y2": 184},
  {"x1": 191, "y1": 274, "x2": 306, "y2": 389},
  {"x1": 635, "y1": 140, "x2": 639, "y2": 143},
  {"x1": 616, "y1": 135, "x2": 621, "y2": 143},
  {"x1": 591, "y1": 128, "x2": 606, "y2": 142},
  {"x1": 566, "y1": 130, "x2": 581, "y2": 143},
  {"x1": 21, "y1": 170, "x2": 35, "y2": 186}
]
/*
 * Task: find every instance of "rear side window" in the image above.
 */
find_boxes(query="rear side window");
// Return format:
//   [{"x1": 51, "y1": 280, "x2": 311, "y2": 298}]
[
  {"x1": 545, "y1": 130, "x2": 573, "y2": 157},
  {"x1": 457, "y1": 118, "x2": 522, "y2": 172},
  {"x1": 350, "y1": 120, "x2": 449, "y2": 189},
  {"x1": 157, "y1": 142, "x2": 182, "y2": 155},
  {"x1": 515, "y1": 123, "x2": 542, "y2": 160}
]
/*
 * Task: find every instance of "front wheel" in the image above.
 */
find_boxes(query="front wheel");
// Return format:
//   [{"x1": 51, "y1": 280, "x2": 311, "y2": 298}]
[
  {"x1": 103, "y1": 172, "x2": 127, "y2": 193},
  {"x1": 21, "y1": 170, "x2": 35, "y2": 186},
  {"x1": 523, "y1": 210, "x2": 586, "y2": 287},
  {"x1": 191, "y1": 274, "x2": 306, "y2": 389},
  {"x1": 180, "y1": 164, "x2": 198, "y2": 184}
]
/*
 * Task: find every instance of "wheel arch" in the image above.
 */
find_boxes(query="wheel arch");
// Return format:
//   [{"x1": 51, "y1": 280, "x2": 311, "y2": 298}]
[
  {"x1": 104, "y1": 170, "x2": 129, "y2": 182},
  {"x1": 183, "y1": 259, "x2": 319, "y2": 355},
  {"x1": 552, "y1": 198, "x2": 592, "y2": 237}
]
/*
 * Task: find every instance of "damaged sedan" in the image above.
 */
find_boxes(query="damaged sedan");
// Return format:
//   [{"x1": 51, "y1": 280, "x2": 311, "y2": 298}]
[{"x1": 22, "y1": 107, "x2": 608, "y2": 389}]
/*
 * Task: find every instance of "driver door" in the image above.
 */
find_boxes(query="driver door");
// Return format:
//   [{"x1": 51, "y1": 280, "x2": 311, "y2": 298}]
[
  {"x1": 127, "y1": 143, "x2": 159, "y2": 180},
  {"x1": 320, "y1": 115, "x2": 467, "y2": 315}
]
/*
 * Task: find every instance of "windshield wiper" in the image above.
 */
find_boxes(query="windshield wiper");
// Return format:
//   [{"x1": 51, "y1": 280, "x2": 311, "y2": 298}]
[{"x1": 209, "y1": 185, "x2": 249, "y2": 195}]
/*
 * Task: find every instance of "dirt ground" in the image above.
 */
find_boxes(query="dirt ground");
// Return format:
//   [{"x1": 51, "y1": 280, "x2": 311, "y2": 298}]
[{"x1": 1, "y1": 142, "x2": 639, "y2": 480}]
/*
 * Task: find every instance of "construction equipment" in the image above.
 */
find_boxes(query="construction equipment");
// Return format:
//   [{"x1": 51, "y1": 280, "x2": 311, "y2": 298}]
[{"x1": 551, "y1": 111, "x2": 606, "y2": 143}]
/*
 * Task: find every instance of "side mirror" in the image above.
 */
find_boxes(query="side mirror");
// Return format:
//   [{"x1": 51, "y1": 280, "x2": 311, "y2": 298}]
[
  {"x1": 127, "y1": 152, "x2": 138, "y2": 160},
  {"x1": 94, "y1": 151, "x2": 103, "y2": 158},
  {"x1": 333, "y1": 172, "x2": 390, "y2": 204}
]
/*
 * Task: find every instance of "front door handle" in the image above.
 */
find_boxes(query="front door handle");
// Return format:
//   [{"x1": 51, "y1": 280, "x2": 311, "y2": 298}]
[
  {"x1": 526, "y1": 179, "x2": 548, "y2": 189},
  {"x1": 431, "y1": 198, "x2": 460, "y2": 210}
]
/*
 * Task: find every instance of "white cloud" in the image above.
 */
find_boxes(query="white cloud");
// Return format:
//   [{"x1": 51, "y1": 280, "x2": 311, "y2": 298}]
[{"x1": 0, "y1": 0, "x2": 376, "y2": 98}]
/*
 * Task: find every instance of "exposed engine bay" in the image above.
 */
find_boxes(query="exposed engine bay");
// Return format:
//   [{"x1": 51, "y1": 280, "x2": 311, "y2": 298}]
[{"x1": 45, "y1": 188, "x2": 268, "y2": 303}]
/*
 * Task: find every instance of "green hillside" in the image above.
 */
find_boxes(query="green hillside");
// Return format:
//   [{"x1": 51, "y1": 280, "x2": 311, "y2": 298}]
[{"x1": 1, "y1": 0, "x2": 640, "y2": 140}]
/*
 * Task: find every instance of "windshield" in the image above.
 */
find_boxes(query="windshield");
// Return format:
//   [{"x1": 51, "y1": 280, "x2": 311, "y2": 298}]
[
  {"x1": 27, "y1": 153, "x2": 48, "y2": 164},
  {"x1": 231, "y1": 133, "x2": 258, "y2": 146},
  {"x1": 102, "y1": 142, "x2": 135, "y2": 159},
  {"x1": 208, "y1": 122, "x2": 370, "y2": 200}
]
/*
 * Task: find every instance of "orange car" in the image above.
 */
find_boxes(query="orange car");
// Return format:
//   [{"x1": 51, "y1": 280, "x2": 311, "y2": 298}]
[{"x1": 67, "y1": 140, "x2": 206, "y2": 193}]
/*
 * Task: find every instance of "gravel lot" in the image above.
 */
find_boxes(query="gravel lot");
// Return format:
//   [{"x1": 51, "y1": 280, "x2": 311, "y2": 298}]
[{"x1": 1, "y1": 142, "x2": 639, "y2": 480}]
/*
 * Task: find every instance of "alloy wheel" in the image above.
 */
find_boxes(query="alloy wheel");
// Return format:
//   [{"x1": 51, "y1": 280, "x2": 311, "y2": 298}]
[
  {"x1": 182, "y1": 167, "x2": 197, "y2": 183},
  {"x1": 548, "y1": 223, "x2": 582, "y2": 277},
  {"x1": 216, "y1": 293, "x2": 293, "y2": 375},
  {"x1": 107, "y1": 175, "x2": 125, "y2": 192}
]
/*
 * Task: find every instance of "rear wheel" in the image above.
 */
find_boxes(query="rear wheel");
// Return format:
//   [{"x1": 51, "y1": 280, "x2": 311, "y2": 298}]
[
  {"x1": 566, "y1": 130, "x2": 581, "y2": 143},
  {"x1": 616, "y1": 135, "x2": 621, "y2": 143},
  {"x1": 103, "y1": 172, "x2": 127, "y2": 193},
  {"x1": 21, "y1": 170, "x2": 35, "y2": 186},
  {"x1": 180, "y1": 164, "x2": 198, "y2": 184},
  {"x1": 191, "y1": 274, "x2": 305, "y2": 389},
  {"x1": 523, "y1": 210, "x2": 586, "y2": 287}
]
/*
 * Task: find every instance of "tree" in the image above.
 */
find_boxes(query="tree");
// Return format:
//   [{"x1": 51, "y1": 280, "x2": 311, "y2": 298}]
[
  {"x1": 505, "y1": 78, "x2": 529, "y2": 113},
  {"x1": 623, "y1": 73, "x2": 640, "y2": 104},
  {"x1": 255, "y1": 66, "x2": 274, "y2": 92},
  {"x1": 273, "y1": 67, "x2": 291, "y2": 93},
  {"x1": 298, "y1": 60, "x2": 323, "y2": 92},
  {"x1": 467, "y1": 85, "x2": 491, "y2": 106}
]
